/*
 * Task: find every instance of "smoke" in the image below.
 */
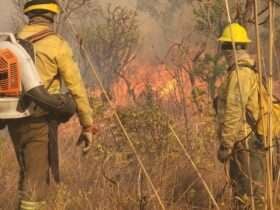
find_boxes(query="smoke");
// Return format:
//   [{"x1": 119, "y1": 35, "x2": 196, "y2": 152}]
[
  {"x1": 135, "y1": 0, "x2": 196, "y2": 60},
  {"x1": 0, "y1": 1, "x2": 17, "y2": 32},
  {"x1": 92, "y1": 0, "x2": 196, "y2": 61},
  {"x1": 1, "y1": 0, "x2": 197, "y2": 62}
]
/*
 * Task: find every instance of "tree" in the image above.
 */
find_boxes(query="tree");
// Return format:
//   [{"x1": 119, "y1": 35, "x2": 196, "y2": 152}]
[
  {"x1": 162, "y1": 35, "x2": 208, "y2": 142},
  {"x1": 84, "y1": 5, "x2": 140, "y2": 100},
  {"x1": 192, "y1": 53, "x2": 226, "y2": 100},
  {"x1": 56, "y1": 0, "x2": 94, "y2": 32},
  {"x1": 193, "y1": 0, "x2": 270, "y2": 39}
]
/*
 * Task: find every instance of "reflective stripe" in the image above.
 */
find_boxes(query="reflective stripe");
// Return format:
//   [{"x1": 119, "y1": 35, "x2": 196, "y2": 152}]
[
  {"x1": 20, "y1": 200, "x2": 46, "y2": 210},
  {"x1": 21, "y1": 201, "x2": 38, "y2": 206},
  {"x1": 24, "y1": 3, "x2": 60, "y2": 14},
  {"x1": 20, "y1": 206, "x2": 36, "y2": 210}
]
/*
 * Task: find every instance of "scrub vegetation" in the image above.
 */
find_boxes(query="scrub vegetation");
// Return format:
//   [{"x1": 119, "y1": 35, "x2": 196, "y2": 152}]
[{"x1": 1, "y1": 0, "x2": 280, "y2": 209}]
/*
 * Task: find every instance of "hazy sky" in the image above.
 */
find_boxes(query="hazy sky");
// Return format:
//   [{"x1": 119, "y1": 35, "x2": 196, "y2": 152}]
[{"x1": 0, "y1": 1, "x2": 15, "y2": 32}]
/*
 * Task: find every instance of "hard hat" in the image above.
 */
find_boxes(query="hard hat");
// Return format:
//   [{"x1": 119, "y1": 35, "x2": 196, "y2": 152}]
[
  {"x1": 24, "y1": 0, "x2": 61, "y2": 15},
  {"x1": 218, "y1": 23, "x2": 251, "y2": 43}
]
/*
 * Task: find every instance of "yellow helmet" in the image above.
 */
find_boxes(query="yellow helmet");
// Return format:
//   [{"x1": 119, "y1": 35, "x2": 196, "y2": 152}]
[
  {"x1": 24, "y1": 0, "x2": 61, "y2": 15},
  {"x1": 218, "y1": 23, "x2": 251, "y2": 43}
]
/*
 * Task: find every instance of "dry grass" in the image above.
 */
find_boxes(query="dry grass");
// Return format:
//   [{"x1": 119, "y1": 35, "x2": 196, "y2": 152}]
[{"x1": 0, "y1": 100, "x2": 278, "y2": 210}]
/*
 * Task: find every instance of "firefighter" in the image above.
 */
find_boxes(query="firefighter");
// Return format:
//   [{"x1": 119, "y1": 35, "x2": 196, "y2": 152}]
[
  {"x1": 7, "y1": 0, "x2": 95, "y2": 209},
  {"x1": 216, "y1": 23, "x2": 265, "y2": 209}
]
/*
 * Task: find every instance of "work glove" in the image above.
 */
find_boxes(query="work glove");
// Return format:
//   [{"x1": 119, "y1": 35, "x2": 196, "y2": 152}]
[
  {"x1": 217, "y1": 144, "x2": 232, "y2": 163},
  {"x1": 77, "y1": 126, "x2": 98, "y2": 154}
]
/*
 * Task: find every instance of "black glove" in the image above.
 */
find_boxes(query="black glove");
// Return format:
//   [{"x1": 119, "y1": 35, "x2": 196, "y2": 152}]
[{"x1": 217, "y1": 144, "x2": 232, "y2": 163}]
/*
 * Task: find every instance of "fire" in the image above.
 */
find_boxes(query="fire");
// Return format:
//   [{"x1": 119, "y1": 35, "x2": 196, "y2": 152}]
[
  {"x1": 87, "y1": 63, "x2": 208, "y2": 107},
  {"x1": 60, "y1": 63, "x2": 210, "y2": 139},
  {"x1": 112, "y1": 64, "x2": 194, "y2": 106}
]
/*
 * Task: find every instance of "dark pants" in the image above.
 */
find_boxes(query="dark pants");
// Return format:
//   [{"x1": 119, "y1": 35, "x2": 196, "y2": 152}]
[
  {"x1": 230, "y1": 136, "x2": 265, "y2": 210},
  {"x1": 8, "y1": 117, "x2": 59, "y2": 204}
]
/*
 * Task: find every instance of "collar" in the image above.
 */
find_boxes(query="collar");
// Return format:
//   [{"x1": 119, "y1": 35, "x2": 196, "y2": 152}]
[
  {"x1": 29, "y1": 16, "x2": 53, "y2": 27},
  {"x1": 226, "y1": 50, "x2": 256, "y2": 72}
]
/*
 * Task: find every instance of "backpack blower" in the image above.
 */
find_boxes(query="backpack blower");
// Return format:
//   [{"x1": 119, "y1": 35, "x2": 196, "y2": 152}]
[{"x1": 0, "y1": 33, "x2": 76, "y2": 120}]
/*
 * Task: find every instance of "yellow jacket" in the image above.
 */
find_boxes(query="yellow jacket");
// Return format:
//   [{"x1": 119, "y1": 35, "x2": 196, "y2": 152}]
[
  {"x1": 217, "y1": 50, "x2": 280, "y2": 148},
  {"x1": 17, "y1": 23, "x2": 93, "y2": 128},
  {"x1": 217, "y1": 50, "x2": 256, "y2": 148}
]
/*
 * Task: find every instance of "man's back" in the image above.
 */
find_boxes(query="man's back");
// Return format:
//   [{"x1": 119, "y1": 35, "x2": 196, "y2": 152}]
[{"x1": 17, "y1": 22, "x2": 93, "y2": 127}]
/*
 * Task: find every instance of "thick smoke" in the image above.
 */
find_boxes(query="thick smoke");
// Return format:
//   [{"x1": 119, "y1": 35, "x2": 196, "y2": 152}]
[
  {"x1": 0, "y1": 1, "x2": 17, "y2": 31},
  {"x1": 1, "y1": 0, "x2": 196, "y2": 60},
  {"x1": 93, "y1": 0, "x2": 195, "y2": 61}
]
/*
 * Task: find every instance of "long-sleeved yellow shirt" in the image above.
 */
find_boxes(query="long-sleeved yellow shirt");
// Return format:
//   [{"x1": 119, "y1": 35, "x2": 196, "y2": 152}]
[
  {"x1": 217, "y1": 50, "x2": 256, "y2": 148},
  {"x1": 217, "y1": 50, "x2": 280, "y2": 148},
  {"x1": 17, "y1": 23, "x2": 93, "y2": 128}
]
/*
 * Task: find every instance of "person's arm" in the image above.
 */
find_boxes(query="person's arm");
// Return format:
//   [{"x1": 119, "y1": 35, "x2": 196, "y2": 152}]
[{"x1": 56, "y1": 40, "x2": 93, "y2": 129}]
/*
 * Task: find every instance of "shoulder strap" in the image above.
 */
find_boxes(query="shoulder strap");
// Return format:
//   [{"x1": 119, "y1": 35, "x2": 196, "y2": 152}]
[
  {"x1": 46, "y1": 74, "x2": 60, "y2": 90},
  {"x1": 23, "y1": 29, "x2": 59, "y2": 90},
  {"x1": 239, "y1": 63, "x2": 257, "y2": 71},
  {"x1": 227, "y1": 63, "x2": 257, "y2": 72},
  {"x1": 16, "y1": 28, "x2": 56, "y2": 61},
  {"x1": 24, "y1": 28, "x2": 56, "y2": 44}
]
